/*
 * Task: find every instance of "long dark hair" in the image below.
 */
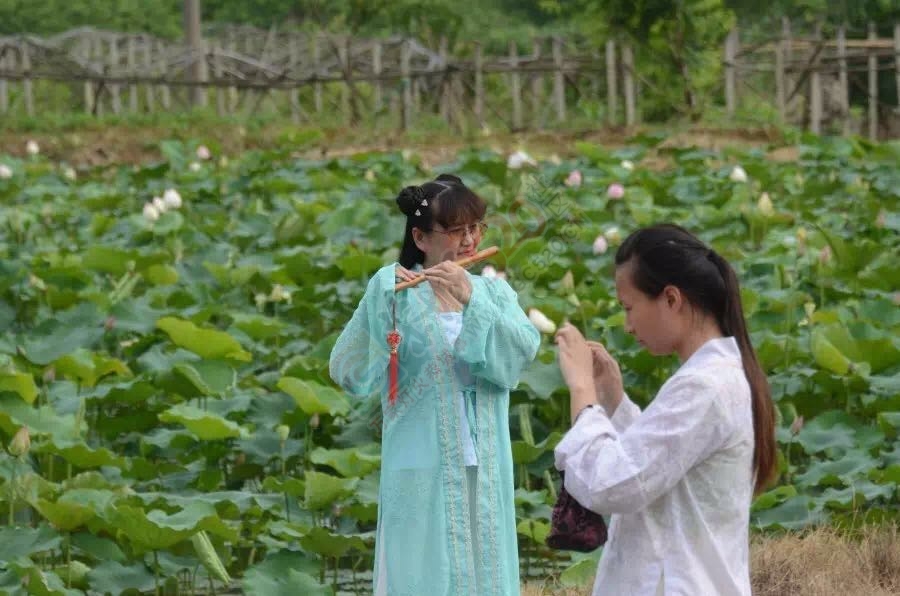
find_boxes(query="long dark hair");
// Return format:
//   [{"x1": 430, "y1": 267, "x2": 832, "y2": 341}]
[
  {"x1": 615, "y1": 223, "x2": 776, "y2": 494},
  {"x1": 395, "y1": 174, "x2": 486, "y2": 268}
]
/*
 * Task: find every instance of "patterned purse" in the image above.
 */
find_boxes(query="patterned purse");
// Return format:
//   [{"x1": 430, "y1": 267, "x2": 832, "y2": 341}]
[{"x1": 545, "y1": 471, "x2": 608, "y2": 552}]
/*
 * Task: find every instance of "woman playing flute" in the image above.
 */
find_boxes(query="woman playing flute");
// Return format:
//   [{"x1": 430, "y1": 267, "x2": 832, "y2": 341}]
[{"x1": 329, "y1": 174, "x2": 540, "y2": 596}]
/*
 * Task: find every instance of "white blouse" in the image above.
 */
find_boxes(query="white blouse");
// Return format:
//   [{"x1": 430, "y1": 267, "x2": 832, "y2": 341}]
[
  {"x1": 438, "y1": 311, "x2": 478, "y2": 466},
  {"x1": 554, "y1": 337, "x2": 754, "y2": 595}
]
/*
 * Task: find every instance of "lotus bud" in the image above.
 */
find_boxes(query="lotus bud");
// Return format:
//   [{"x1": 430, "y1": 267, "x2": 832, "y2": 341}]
[
  {"x1": 592, "y1": 235, "x2": 609, "y2": 255},
  {"x1": 269, "y1": 284, "x2": 292, "y2": 304},
  {"x1": 332, "y1": 504, "x2": 343, "y2": 518},
  {"x1": 790, "y1": 415, "x2": 804, "y2": 436},
  {"x1": 196, "y1": 145, "x2": 211, "y2": 160},
  {"x1": 163, "y1": 188, "x2": 182, "y2": 209},
  {"x1": 364, "y1": 169, "x2": 376, "y2": 182},
  {"x1": 729, "y1": 165, "x2": 748, "y2": 183},
  {"x1": 8, "y1": 426, "x2": 30, "y2": 457},
  {"x1": 63, "y1": 167, "x2": 76, "y2": 181},
  {"x1": 42, "y1": 366, "x2": 55, "y2": 383},
  {"x1": 507, "y1": 150, "x2": 536, "y2": 170},
  {"x1": 803, "y1": 302, "x2": 816, "y2": 321},
  {"x1": 189, "y1": 162, "x2": 201, "y2": 172},
  {"x1": 564, "y1": 170, "x2": 582, "y2": 188},
  {"x1": 528, "y1": 308, "x2": 557, "y2": 334},
  {"x1": 310, "y1": 414, "x2": 320, "y2": 429},
  {"x1": 105, "y1": 316, "x2": 116, "y2": 332},
  {"x1": 254, "y1": 293, "x2": 268, "y2": 311},
  {"x1": 604, "y1": 226, "x2": 622, "y2": 245},
  {"x1": 481, "y1": 265, "x2": 497, "y2": 279},
  {"x1": 796, "y1": 227, "x2": 807, "y2": 242},
  {"x1": 607, "y1": 183, "x2": 625, "y2": 200},
  {"x1": 26, "y1": 140, "x2": 39, "y2": 156},
  {"x1": 561, "y1": 270, "x2": 575, "y2": 293},
  {"x1": 142, "y1": 202, "x2": 160, "y2": 222},
  {"x1": 567, "y1": 293, "x2": 581, "y2": 308},
  {"x1": 0, "y1": 164, "x2": 12, "y2": 179},
  {"x1": 28, "y1": 274, "x2": 46, "y2": 291},
  {"x1": 818, "y1": 245, "x2": 832, "y2": 265},
  {"x1": 621, "y1": 159, "x2": 635, "y2": 171},
  {"x1": 876, "y1": 210, "x2": 886, "y2": 229},
  {"x1": 757, "y1": 192, "x2": 774, "y2": 216},
  {"x1": 276, "y1": 425, "x2": 290, "y2": 443},
  {"x1": 152, "y1": 196, "x2": 167, "y2": 213}
]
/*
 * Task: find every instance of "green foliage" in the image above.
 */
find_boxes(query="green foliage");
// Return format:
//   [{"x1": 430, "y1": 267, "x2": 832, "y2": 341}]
[{"x1": 0, "y1": 132, "x2": 897, "y2": 590}]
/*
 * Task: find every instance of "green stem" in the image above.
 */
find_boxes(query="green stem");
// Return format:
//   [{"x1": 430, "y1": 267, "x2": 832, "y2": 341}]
[
  {"x1": 66, "y1": 533, "x2": 72, "y2": 588},
  {"x1": 154, "y1": 550, "x2": 160, "y2": 596},
  {"x1": 8, "y1": 468, "x2": 15, "y2": 526}
]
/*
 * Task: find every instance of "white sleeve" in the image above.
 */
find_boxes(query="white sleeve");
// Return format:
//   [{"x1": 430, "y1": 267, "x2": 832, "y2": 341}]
[
  {"x1": 554, "y1": 374, "x2": 731, "y2": 515},
  {"x1": 609, "y1": 392, "x2": 641, "y2": 433}
]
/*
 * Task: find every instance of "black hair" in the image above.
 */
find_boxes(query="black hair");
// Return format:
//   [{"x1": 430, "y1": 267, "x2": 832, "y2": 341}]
[
  {"x1": 615, "y1": 223, "x2": 776, "y2": 494},
  {"x1": 395, "y1": 174, "x2": 487, "y2": 268}
]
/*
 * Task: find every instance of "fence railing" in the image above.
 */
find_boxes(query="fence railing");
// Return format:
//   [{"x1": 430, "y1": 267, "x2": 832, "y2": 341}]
[{"x1": 1, "y1": 22, "x2": 899, "y2": 138}]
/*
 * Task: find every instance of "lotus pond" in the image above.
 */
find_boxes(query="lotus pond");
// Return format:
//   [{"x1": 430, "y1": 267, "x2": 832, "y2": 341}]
[{"x1": 0, "y1": 133, "x2": 898, "y2": 594}]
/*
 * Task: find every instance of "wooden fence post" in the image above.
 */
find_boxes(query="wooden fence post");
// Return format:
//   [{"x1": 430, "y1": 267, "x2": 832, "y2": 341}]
[
  {"x1": 605, "y1": 39, "x2": 617, "y2": 125},
  {"x1": 552, "y1": 35, "x2": 565, "y2": 123},
  {"x1": 474, "y1": 41, "x2": 484, "y2": 130},
  {"x1": 782, "y1": 18, "x2": 793, "y2": 117},
  {"x1": 809, "y1": 22, "x2": 822, "y2": 135},
  {"x1": 510, "y1": 40, "x2": 523, "y2": 130},
  {"x1": 127, "y1": 37, "x2": 138, "y2": 113},
  {"x1": 623, "y1": 42, "x2": 636, "y2": 126},
  {"x1": 725, "y1": 28, "x2": 738, "y2": 116},
  {"x1": 0, "y1": 49, "x2": 8, "y2": 114},
  {"x1": 531, "y1": 38, "x2": 544, "y2": 129},
  {"x1": 837, "y1": 25, "x2": 850, "y2": 135},
  {"x1": 894, "y1": 24, "x2": 900, "y2": 116},
  {"x1": 313, "y1": 33, "x2": 323, "y2": 114},
  {"x1": 21, "y1": 41, "x2": 34, "y2": 117},
  {"x1": 372, "y1": 40, "x2": 383, "y2": 113},
  {"x1": 401, "y1": 38, "x2": 412, "y2": 131},
  {"x1": 868, "y1": 22, "x2": 878, "y2": 140},
  {"x1": 775, "y1": 29, "x2": 786, "y2": 121}
]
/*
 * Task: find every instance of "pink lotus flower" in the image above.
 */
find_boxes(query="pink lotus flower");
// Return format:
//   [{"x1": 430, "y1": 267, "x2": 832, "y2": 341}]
[
  {"x1": 607, "y1": 183, "x2": 625, "y2": 200},
  {"x1": 593, "y1": 235, "x2": 609, "y2": 255},
  {"x1": 196, "y1": 145, "x2": 211, "y2": 160},
  {"x1": 565, "y1": 170, "x2": 583, "y2": 188},
  {"x1": 790, "y1": 416, "x2": 804, "y2": 436}
]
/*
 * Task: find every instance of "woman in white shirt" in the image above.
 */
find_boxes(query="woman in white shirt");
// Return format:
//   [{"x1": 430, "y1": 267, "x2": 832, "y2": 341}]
[{"x1": 554, "y1": 223, "x2": 776, "y2": 595}]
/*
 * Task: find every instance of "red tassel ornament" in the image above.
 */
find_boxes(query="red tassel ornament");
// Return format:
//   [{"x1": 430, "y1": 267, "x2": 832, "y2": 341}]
[{"x1": 386, "y1": 301, "x2": 401, "y2": 405}]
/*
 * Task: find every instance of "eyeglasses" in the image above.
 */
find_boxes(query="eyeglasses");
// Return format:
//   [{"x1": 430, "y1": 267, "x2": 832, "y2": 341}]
[{"x1": 430, "y1": 221, "x2": 488, "y2": 241}]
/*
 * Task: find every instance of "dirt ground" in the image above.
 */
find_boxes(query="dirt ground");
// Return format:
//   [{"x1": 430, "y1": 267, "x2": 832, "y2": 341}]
[{"x1": 0, "y1": 121, "x2": 798, "y2": 170}]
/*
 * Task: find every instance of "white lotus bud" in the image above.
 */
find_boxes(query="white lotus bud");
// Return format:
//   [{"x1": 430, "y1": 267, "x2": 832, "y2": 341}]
[
  {"x1": 757, "y1": 192, "x2": 774, "y2": 216},
  {"x1": 269, "y1": 284, "x2": 292, "y2": 304},
  {"x1": 804, "y1": 301, "x2": 816, "y2": 321},
  {"x1": 620, "y1": 160, "x2": 635, "y2": 171},
  {"x1": 196, "y1": 145, "x2": 211, "y2": 160},
  {"x1": 364, "y1": 169, "x2": 376, "y2": 182},
  {"x1": 729, "y1": 165, "x2": 748, "y2": 183},
  {"x1": 507, "y1": 150, "x2": 536, "y2": 170},
  {"x1": 8, "y1": 426, "x2": 30, "y2": 457},
  {"x1": 26, "y1": 140, "x2": 39, "y2": 156},
  {"x1": 142, "y1": 202, "x2": 160, "y2": 222},
  {"x1": 189, "y1": 162, "x2": 201, "y2": 172},
  {"x1": 0, "y1": 164, "x2": 11, "y2": 179},
  {"x1": 592, "y1": 235, "x2": 609, "y2": 255},
  {"x1": 528, "y1": 308, "x2": 557, "y2": 334},
  {"x1": 276, "y1": 425, "x2": 290, "y2": 443},
  {"x1": 163, "y1": 188, "x2": 182, "y2": 209},
  {"x1": 561, "y1": 270, "x2": 575, "y2": 292},
  {"x1": 152, "y1": 196, "x2": 167, "y2": 213},
  {"x1": 63, "y1": 167, "x2": 76, "y2": 181},
  {"x1": 604, "y1": 227, "x2": 622, "y2": 245},
  {"x1": 254, "y1": 292, "x2": 268, "y2": 311}
]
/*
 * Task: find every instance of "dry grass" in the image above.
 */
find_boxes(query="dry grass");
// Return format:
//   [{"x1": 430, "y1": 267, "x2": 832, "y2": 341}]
[{"x1": 522, "y1": 524, "x2": 900, "y2": 596}]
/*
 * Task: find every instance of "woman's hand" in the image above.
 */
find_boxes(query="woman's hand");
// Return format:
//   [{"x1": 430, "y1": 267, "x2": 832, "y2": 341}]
[
  {"x1": 555, "y1": 323, "x2": 597, "y2": 423},
  {"x1": 586, "y1": 341, "x2": 624, "y2": 415},
  {"x1": 423, "y1": 261, "x2": 472, "y2": 306},
  {"x1": 395, "y1": 265, "x2": 418, "y2": 283}
]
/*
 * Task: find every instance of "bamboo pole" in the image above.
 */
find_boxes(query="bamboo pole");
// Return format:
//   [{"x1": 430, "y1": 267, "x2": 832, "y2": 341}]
[
  {"x1": 606, "y1": 39, "x2": 617, "y2": 125},
  {"x1": 868, "y1": 22, "x2": 878, "y2": 140},
  {"x1": 510, "y1": 40, "x2": 522, "y2": 130},
  {"x1": 623, "y1": 43, "x2": 636, "y2": 126},
  {"x1": 809, "y1": 22, "x2": 822, "y2": 135},
  {"x1": 837, "y1": 25, "x2": 850, "y2": 135},
  {"x1": 552, "y1": 35, "x2": 565, "y2": 123}
]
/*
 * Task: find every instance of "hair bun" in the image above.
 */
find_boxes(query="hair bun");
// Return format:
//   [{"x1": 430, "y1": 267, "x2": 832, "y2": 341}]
[
  {"x1": 396, "y1": 185, "x2": 426, "y2": 217},
  {"x1": 435, "y1": 173, "x2": 462, "y2": 185}
]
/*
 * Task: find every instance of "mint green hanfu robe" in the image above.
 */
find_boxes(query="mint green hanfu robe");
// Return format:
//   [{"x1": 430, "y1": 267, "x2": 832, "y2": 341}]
[{"x1": 329, "y1": 264, "x2": 540, "y2": 596}]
